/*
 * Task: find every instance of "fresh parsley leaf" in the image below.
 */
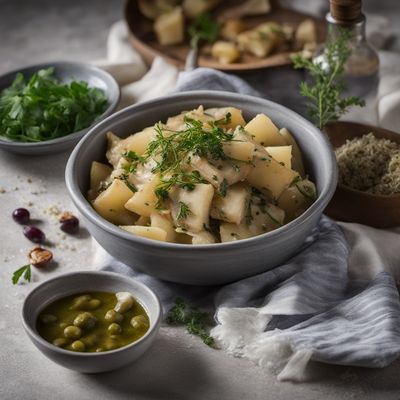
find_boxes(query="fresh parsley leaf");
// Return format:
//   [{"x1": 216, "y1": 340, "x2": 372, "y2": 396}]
[
  {"x1": 166, "y1": 298, "x2": 215, "y2": 347},
  {"x1": 292, "y1": 28, "x2": 365, "y2": 130},
  {"x1": 0, "y1": 67, "x2": 107, "y2": 142},
  {"x1": 12, "y1": 264, "x2": 31, "y2": 285},
  {"x1": 188, "y1": 13, "x2": 219, "y2": 50}
]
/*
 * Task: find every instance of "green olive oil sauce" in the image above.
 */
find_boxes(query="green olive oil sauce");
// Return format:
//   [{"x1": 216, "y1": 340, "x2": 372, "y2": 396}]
[{"x1": 36, "y1": 292, "x2": 150, "y2": 353}]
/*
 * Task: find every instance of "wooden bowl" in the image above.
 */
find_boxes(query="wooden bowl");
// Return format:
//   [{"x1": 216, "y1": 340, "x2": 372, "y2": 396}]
[
  {"x1": 324, "y1": 121, "x2": 400, "y2": 228},
  {"x1": 124, "y1": 0, "x2": 326, "y2": 71}
]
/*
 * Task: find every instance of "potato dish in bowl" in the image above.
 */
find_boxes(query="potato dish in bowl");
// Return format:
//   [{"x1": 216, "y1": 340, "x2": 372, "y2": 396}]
[{"x1": 88, "y1": 106, "x2": 316, "y2": 244}]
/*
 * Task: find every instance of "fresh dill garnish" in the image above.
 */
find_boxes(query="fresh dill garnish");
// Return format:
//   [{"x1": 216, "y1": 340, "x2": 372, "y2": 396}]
[
  {"x1": 292, "y1": 28, "x2": 365, "y2": 130},
  {"x1": 166, "y1": 298, "x2": 215, "y2": 347},
  {"x1": 213, "y1": 112, "x2": 232, "y2": 126},
  {"x1": 188, "y1": 13, "x2": 219, "y2": 50},
  {"x1": 155, "y1": 171, "x2": 206, "y2": 208},
  {"x1": 12, "y1": 264, "x2": 31, "y2": 285},
  {"x1": 143, "y1": 118, "x2": 233, "y2": 204},
  {"x1": 219, "y1": 178, "x2": 228, "y2": 197},
  {"x1": 122, "y1": 150, "x2": 144, "y2": 163},
  {"x1": 122, "y1": 151, "x2": 145, "y2": 174},
  {"x1": 119, "y1": 174, "x2": 137, "y2": 193},
  {"x1": 177, "y1": 201, "x2": 191, "y2": 220}
]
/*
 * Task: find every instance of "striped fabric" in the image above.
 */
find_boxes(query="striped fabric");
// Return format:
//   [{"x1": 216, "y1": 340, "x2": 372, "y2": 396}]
[
  {"x1": 94, "y1": 68, "x2": 400, "y2": 380},
  {"x1": 96, "y1": 216, "x2": 400, "y2": 380}
]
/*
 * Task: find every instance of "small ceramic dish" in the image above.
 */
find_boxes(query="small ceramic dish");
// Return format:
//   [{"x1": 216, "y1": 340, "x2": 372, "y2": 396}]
[
  {"x1": 324, "y1": 121, "x2": 400, "y2": 228},
  {"x1": 66, "y1": 90, "x2": 337, "y2": 285},
  {"x1": 22, "y1": 271, "x2": 162, "y2": 373},
  {"x1": 0, "y1": 62, "x2": 120, "y2": 155}
]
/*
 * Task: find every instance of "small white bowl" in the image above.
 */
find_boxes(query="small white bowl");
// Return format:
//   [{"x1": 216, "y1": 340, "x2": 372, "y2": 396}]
[{"x1": 22, "y1": 271, "x2": 162, "y2": 373}]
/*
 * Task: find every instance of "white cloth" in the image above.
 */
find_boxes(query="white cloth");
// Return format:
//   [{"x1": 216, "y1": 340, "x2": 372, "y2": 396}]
[{"x1": 90, "y1": 17, "x2": 400, "y2": 381}]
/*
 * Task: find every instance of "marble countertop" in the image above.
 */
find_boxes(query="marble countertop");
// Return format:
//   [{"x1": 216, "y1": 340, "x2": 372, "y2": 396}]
[{"x1": 1, "y1": 1, "x2": 400, "y2": 399}]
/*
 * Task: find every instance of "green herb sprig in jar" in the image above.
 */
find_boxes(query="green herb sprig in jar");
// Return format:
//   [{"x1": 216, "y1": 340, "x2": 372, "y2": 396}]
[{"x1": 292, "y1": 29, "x2": 365, "y2": 130}]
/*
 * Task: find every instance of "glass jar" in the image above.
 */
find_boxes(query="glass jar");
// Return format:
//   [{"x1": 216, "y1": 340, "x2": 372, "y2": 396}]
[{"x1": 313, "y1": 13, "x2": 379, "y2": 99}]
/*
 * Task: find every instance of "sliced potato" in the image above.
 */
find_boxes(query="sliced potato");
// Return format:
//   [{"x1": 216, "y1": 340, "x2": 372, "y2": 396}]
[
  {"x1": 237, "y1": 29, "x2": 274, "y2": 58},
  {"x1": 247, "y1": 155, "x2": 298, "y2": 199},
  {"x1": 278, "y1": 179, "x2": 316, "y2": 222},
  {"x1": 154, "y1": 7, "x2": 184, "y2": 45},
  {"x1": 190, "y1": 156, "x2": 251, "y2": 188},
  {"x1": 176, "y1": 228, "x2": 216, "y2": 244},
  {"x1": 170, "y1": 183, "x2": 214, "y2": 233},
  {"x1": 295, "y1": 19, "x2": 317, "y2": 48},
  {"x1": 279, "y1": 128, "x2": 305, "y2": 177},
  {"x1": 138, "y1": 0, "x2": 179, "y2": 20},
  {"x1": 182, "y1": 0, "x2": 221, "y2": 18},
  {"x1": 220, "y1": 222, "x2": 253, "y2": 242},
  {"x1": 124, "y1": 175, "x2": 160, "y2": 217},
  {"x1": 93, "y1": 179, "x2": 136, "y2": 225},
  {"x1": 221, "y1": 19, "x2": 246, "y2": 41},
  {"x1": 222, "y1": 140, "x2": 255, "y2": 162},
  {"x1": 120, "y1": 225, "x2": 167, "y2": 242},
  {"x1": 220, "y1": 200, "x2": 284, "y2": 242},
  {"x1": 204, "y1": 107, "x2": 246, "y2": 129},
  {"x1": 265, "y1": 145, "x2": 292, "y2": 169},
  {"x1": 245, "y1": 114, "x2": 286, "y2": 146},
  {"x1": 150, "y1": 213, "x2": 176, "y2": 242},
  {"x1": 220, "y1": 0, "x2": 271, "y2": 19},
  {"x1": 135, "y1": 215, "x2": 150, "y2": 226},
  {"x1": 211, "y1": 182, "x2": 250, "y2": 224},
  {"x1": 211, "y1": 41, "x2": 241, "y2": 64},
  {"x1": 88, "y1": 161, "x2": 112, "y2": 200}
]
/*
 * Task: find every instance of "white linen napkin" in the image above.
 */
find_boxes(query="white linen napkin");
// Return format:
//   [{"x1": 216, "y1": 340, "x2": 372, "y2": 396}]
[{"x1": 89, "y1": 16, "x2": 400, "y2": 381}]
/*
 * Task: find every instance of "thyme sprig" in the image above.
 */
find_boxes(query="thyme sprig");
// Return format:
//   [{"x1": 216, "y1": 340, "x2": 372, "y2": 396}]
[{"x1": 292, "y1": 29, "x2": 365, "y2": 130}]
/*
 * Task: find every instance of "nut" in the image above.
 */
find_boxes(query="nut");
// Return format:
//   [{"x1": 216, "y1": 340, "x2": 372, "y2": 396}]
[
  {"x1": 59, "y1": 211, "x2": 75, "y2": 223},
  {"x1": 28, "y1": 246, "x2": 53, "y2": 268}
]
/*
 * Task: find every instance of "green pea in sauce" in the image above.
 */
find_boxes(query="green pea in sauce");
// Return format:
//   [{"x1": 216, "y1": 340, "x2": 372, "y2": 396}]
[{"x1": 36, "y1": 292, "x2": 150, "y2": 353}]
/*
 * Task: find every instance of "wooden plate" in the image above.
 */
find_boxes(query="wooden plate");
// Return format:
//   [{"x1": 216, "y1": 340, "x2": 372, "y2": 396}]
[
  {"x1": 324, "y1": 121, "x2": 400, "y2": 228},
  {"x1": 124, "y1": 0, "x2": 326, "y2": 71}
]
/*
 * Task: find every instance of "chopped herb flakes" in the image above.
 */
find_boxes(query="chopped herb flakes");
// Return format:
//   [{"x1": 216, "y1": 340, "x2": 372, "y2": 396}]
[
  {"x1": 219, "y1": 179, "x2": 228, "y2": 197},
  {"x1": 177, "y1": 202, "x2": 191, "y2": 220},
  {"x1": 166, "y1": 298, "x2": 215, "y2": 347}
]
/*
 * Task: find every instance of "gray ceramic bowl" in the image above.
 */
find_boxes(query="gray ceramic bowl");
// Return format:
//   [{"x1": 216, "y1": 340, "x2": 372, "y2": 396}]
[
  {"x1": 66, "y1": 91, "x2": 337, "y2": 285},
  {"x1": 22, "y1": 271, "x2": 162, "y2": 373},
  {"x1": 0, "y1": 62, "x2": 120, "y2": 155}
]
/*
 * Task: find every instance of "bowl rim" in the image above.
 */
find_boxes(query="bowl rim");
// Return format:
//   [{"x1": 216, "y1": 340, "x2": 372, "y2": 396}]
[
  {"x1": 66, "y1": 90, "x2": 338, "y2": 250},
  {"x1": 0, "y1": 61, "x2": 121, "y2": 149},
  {"x1": 21, "y1": 270, "x2": 162, "y2": 357}
]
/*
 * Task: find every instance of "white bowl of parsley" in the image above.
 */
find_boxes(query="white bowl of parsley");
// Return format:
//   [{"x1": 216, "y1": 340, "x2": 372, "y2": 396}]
[{"x1": 0, "y1": 62, "x2": 120, "y2": 155}]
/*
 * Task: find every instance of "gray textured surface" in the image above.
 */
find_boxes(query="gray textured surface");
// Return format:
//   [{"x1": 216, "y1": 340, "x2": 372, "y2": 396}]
[{"x1": 1, "y1": 1, "x2": 400, "y2": 399}]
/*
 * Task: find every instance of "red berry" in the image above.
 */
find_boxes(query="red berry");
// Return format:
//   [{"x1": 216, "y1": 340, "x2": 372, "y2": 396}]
[
  {"x1": 12, "y1": 208, "x2": 30, "y2": 224},
  {"x1": 23, "y1": 226, "x2": 45, "y2": 243}
]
